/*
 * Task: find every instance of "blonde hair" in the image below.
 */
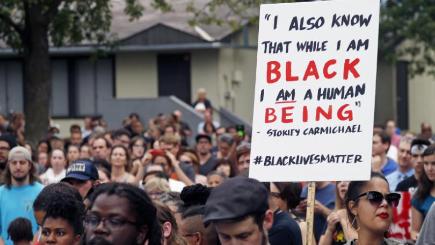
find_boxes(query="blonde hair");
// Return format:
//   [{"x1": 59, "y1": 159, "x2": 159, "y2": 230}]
[{"x1": 144, "y1": 177, "x2": 170, "y2": 193}]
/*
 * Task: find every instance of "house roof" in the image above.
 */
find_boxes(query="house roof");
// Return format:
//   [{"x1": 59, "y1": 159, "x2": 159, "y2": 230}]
[{"x1": 111, "y1": 0, "x2": 246, "y2": 42}]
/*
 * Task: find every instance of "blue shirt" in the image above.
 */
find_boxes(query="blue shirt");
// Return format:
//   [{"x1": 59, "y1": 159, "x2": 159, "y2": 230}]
[
  {"x1": 382, "y1": 158, "x2": 398, "y2": 176},
  {"x1": 412, "y1": 195, "x2": 435, "y2": 218},
  {"x1": 386, "y1": 168, "x2": 414, "y2": 191},
  {"x1": 301, "y1": 183, "x2": 336, "y2": 242},
  {"x1": 0, "y1": 183, "x2": 44, "y2": 245}
]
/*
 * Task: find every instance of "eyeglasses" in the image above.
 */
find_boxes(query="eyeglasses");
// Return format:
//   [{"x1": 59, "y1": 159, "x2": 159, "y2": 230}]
[
  {"x1": 270, "y1": 192, "x2": 281, "y2": 198},
  {"x1": 0, "y1": 147, "x2": 10, "y2": 151},
  {"x1": 354, "y1": 191, "x2": 400, "y2": 207},
  {"x1": 84, "y1": 214, "x2": 138, "y2": 229}
]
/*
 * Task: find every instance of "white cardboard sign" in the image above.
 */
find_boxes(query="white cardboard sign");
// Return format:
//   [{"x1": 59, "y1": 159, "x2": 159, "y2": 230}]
[{"x1": 250, "y1": 0, "x2": 380, "y2": 182}]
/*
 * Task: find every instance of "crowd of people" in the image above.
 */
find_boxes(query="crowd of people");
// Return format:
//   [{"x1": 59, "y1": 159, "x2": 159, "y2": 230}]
[{"x1": 0, "y1": 97, "x2": 433, "y2": 245}]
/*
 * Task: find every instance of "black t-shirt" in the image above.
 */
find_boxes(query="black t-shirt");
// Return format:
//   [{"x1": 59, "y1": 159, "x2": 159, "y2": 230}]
[
  {"x1": 395, "y1": 175, "x2": 418, "y2": 192},
  {"x1": 199, "y1": 156, "x2": 218, "y2": 176},
  {"x1": 269, "y1": 210, "x2": 303, "y2": 245}
]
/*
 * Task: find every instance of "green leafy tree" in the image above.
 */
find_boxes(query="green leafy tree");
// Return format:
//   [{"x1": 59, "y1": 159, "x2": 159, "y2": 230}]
[
  {"x1": 186, "y1": 0, "x2": 435, "y2": 76},
  {"x1": 0, "y1": 0, "x2": 148, "y2": 144}
]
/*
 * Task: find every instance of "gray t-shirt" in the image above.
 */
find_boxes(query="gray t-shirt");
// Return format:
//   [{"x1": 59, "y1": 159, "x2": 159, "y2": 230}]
[{"x1": 416, "y1": 203, "x2": 435, "y2": 245}]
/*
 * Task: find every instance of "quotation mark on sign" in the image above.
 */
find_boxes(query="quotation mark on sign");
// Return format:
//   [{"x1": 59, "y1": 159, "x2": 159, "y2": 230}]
[
  {"x1": 264, "y1": 13, "x2": 278, "y2": 30},
  {"x1": 355, "y1": 101, "x2": 361, "y2": 107},
  {"x1": 254, "y1": 156, "x2": 263, "y2": 165}
]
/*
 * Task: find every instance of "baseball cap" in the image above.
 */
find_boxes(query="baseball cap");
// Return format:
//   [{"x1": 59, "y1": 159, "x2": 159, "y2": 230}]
[
  {"x1": 410, "y1": 139, "x2": 431, "y2": 155},
  {"x1": 62, "y1": 159, "x2": 99, "y2": 182},
  {"x1": 8, "y1": 146, "x2": 32, "y2": 161},
  {"x1": 203, "y1": 177, "x2": 268, "y2": 225},
  {"x1": 195, "y1": 134, "x2": 212, "y2": 143}
]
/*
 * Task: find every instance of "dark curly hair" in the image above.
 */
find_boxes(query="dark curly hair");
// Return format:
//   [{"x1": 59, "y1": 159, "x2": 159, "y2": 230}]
[
  {"x1": 7, "y1": 217, "x2": 33, "y2": 242},
  {"x1": 33, "y1": 182, "x2": 82, "y2": 212},
  {"x1": 43, "y1": 191, "x2": 85, "y2": 235}
]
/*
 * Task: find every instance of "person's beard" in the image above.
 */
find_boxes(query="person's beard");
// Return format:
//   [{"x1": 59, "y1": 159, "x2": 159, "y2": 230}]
[
  {"x1": 12, "y1": 174, "x2": 28, "y2": 183},
  {"x1": 0, "y1": 160, "x2": 6, "y2": 170}
]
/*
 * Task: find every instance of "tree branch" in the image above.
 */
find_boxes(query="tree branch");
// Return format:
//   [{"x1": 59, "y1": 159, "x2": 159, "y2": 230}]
[
  {"x1": 0, "y1": 11, "x2": 24, "y2": 35},
  {"x1": 43, "y1": 0, "x2": 64, "y2": 23}
]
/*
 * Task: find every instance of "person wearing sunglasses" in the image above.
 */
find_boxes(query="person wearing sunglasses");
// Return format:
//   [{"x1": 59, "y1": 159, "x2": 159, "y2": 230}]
[{"x1": 344, "y1": 172, "x2": 403, "y2": 245}]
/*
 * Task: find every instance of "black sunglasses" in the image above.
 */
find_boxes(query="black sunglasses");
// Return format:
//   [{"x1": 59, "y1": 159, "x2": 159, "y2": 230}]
[{"x1": 354, "y1": 191, "x2": 401, "y2": 207}]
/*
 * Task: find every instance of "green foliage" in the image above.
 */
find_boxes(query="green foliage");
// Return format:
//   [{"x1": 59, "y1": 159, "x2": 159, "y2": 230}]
[
  {"x1": 0, "y1": 0, "x2": 146, "y2": 49},
  {"x1": 185, "y1": 0, "x2": 435, "y2": 77},
  {"x1": 380, "y1": 0, "x2": 435, "y2": 77}
]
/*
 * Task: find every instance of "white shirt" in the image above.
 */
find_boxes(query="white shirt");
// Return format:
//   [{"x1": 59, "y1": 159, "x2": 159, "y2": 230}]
[{"x1": 40, "y1": 168, "x2": 66, "y2": 185}]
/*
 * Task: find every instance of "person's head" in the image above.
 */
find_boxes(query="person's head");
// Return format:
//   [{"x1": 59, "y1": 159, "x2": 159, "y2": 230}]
[
  {"x1": 50, "y1": 149, "x2": 67, "y2": 172},
  {"x1": 38, "y1": 140, "x2": 51, "y2": 154},
  {"x1": 39, "y1": 190, "x2": 85, "y2": 245},
  {"x1": 93, "y1": 158, "x2": 112, "y2": 183},
  {"x1": 415, "y1": 145, "x2": 435, "y2": 201},
  {"x1": 335, "y1": 181, "x2": 350, "y2": 209},
  {"x1": 5, "y1": 146, "x2": 37, "y2": 188},
  {"x1": 130, "y1": 136, "x2": 146, "y2": 159},
  {"x1": 372, "y1": 132, "x2": 390, "y2": 157},
  {"x1": 7, "y1": 218, "x2": 33, "y2": 245},
  {"x1": 410, "y1": 139, "x2": 431, "y2": 177},
  {"x1": 236, "y1": 143, "x2": 251, "y2": 175},
  {"x1": 33, "y1": 183, "x2": 83, "y2": 232},
  {"x1": 164, "y1": 124, "x2": 177, "y2": 136},
  {"x1": 61, "y1": 159, "x2": 99, "y2": 199},
  {"x1": 50, "y1": 136, "x2": 65, "y2": 151},
  {"x1": 207, "y1": 171, "x2": 226, "y2": 188},
  {"x1": 218, "y1": 134, "x2": 234, "y2": 159},
  {"x1": 109, "y1": 145, "x2": 131, "y2": 172},
  {"x1": 179, "y1": 151, "x2": 200, "y2": 174},
  {"x1": 214, "y1": 158, "x2": 236, "y2": 178},
  {"x1": 38, "y1": 151, "x2": 49, "y2": 168},
  {"x1": 385, "y1": 119, "x2": 396, "y2": 137},
  {"x1": 345, "y1": 172, "x2": 401, "y2": 237},
  {"x1": 0, "y1": 134, "x2": 17, "y2": 168},
  {"x1": 179, "y1": 185, "x2": 217, "y2": 245},
  {"x1": 152, "y1": 153, "x2": 173, "y2": 177},
  {"x1": 70, "y1": 125, "x2": 82, "y2": 146},
  {"x1": 197, "y1": 88, "x2": 207, "y2": 100},
  {"x1": 112, "y1": 129, "x2": 131, "y2": 149},
  {"x1": 195, "y1": 135, "x2": 212, "y2": 156},
  {"x1": 269, "y1": 182, "x2": 301, "y2": 212},
  {"x1": 420, "y1": 122, "x2": 433, "y2": 140},
  {"x1": 159, "y1": 134, "x2": 181, "y2": 156},
  {"x1": 180, "y1": 205, "x2": 218, "y2": 245},
  {"x1": 397, "y1": 137, "x2": 413, "y2": 170},
  {"x1": 92, "y1": 136, "x2": 111, "y2": 160},
  {"x1": 79, "y1": 144, "x2": 92, "y2": 159},
  {"x1": 204, "y1": 177, "x2": 273, "y2": 245},
  {"x1": 155, "y1": 203, "x2": 187, "y2": 245},
  {"x1": 67, "y1": 144, "x2": 80, "y2": 164},
  {"x1": 85, "y1": 183, "x2": 161, "y2": 245},
  {"x1": 144, "y1": 177, "x2": 171, "y2": 201}
]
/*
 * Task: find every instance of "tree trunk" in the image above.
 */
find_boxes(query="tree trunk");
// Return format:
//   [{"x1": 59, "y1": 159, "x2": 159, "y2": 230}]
[{"x1": 22, "y1": 5, "x2": 51, "y2": 146}]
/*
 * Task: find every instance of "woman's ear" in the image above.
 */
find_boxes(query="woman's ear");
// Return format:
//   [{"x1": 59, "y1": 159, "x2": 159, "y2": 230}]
[
  {"x1": 348, "y1": 200, "x2": 358, "y2": 216},
  {"x1": 162, "y1": 221, "x2": 172, "y2": 238}
]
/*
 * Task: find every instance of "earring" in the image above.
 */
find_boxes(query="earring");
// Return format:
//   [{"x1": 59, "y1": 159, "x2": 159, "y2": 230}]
[{"x1": 351, "y1": 216, "x2": 360, "y2": 231}]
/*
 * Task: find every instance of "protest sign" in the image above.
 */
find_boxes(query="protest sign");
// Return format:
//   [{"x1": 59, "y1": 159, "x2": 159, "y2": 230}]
[
  {"x1": 250, "y1": 0, "x2": 380, "y2": 181},
  {"x1": 389, "y1": 191, "x2": 412, "y2": 241}
]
